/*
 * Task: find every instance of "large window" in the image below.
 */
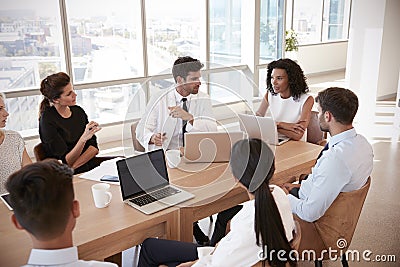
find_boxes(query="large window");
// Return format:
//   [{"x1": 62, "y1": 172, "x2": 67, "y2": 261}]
[
  {"x1": 0, "y1": 0, "x2": 65, "y2": 92},
  {"x1": 209, "y1": 0, "x2": 242, "y2": 65},
  {"x1": 65, "y1": 0, "x2": 143, "y2": 83},
  {"x1": 1, "y1": 0, "x2": 286, "y2": 137},
  {"x1": 146, "y1": 0, "x2": 204, "y2": 75},
  {"x1": 290, "y1": 0, "x2": 350, "y2": 44},
  {"x1": 260, "y1": 0, "x2": 284, "y2": 63}
]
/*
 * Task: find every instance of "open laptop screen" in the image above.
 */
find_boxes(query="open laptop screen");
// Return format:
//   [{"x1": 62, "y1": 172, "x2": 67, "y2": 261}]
[{"x1": 117, "y1": 149, "x2": 169, "y2": 200}]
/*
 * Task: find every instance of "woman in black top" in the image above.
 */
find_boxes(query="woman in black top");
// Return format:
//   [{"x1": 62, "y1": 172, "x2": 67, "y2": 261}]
[{"x1": 39, "y1": 72, "x2": 102, "y2": 174}]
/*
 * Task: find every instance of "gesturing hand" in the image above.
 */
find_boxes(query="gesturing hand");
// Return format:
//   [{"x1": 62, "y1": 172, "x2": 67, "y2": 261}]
[
  {"x1": 81, "y1": 121, "x2": 101, "y2": 142},
  {"x1": 168, "y1": 106, "x2": 193, "y2": 121},
  {"x1": 150, "y1": 133, "x2": 167, "y2": 146}
]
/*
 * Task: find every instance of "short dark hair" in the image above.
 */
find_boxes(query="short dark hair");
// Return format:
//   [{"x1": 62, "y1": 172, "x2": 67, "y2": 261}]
[
  {"x1": 316, "y1": 87, "x2": 359, "y2": 124},
  {"x1": 6, "y1": 159, "x2": 74, "y2": 240},
  {"x1": 172, "y1": 56, "x2": 204, "y2": 82},
  {"x1": 266, "y1": 58, "x2": 308, "y2": 101}
]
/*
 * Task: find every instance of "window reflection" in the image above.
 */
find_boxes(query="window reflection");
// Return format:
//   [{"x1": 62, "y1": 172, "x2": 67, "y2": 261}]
[
  {"x1": 146, "y1": 0, "x2": 203, "y2": 75},
  {"x1": 66, "y1": 0, "x2": 143, "y2": 83},
  {"x1": 0, "y1": 0, "x2": 64, "y2": 92}
]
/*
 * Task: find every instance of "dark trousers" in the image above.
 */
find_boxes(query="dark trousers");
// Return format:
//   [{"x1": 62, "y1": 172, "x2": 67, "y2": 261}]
[
  {"x1": 210, "y1": 205, "x2": 243, "y2": 246},
  {"x1": 138, "y1": 238, "x2": 199, "y2": 267}
]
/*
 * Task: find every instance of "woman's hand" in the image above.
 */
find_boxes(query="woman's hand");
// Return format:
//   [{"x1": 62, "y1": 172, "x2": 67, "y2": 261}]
[
  {"x1": 176, "y1": 260, "x2": 198, "y2": 267},
  {"x1": 80, "y1": 121, "x2": 101, "y2": 142},
  {"x1": 277, "y1": 121, "x2": 305, "y2": 135}
]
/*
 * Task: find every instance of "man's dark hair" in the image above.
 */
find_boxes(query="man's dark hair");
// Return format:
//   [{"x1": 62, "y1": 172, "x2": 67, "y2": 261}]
[
  {"x1": 6, "y1": 159, "x2": 75, "y2": 240},
  {"x1": 172, "y1": 56, "x2": 204, "y2": 82},
  {"x1": 316, "y1": 87, "x2": 359, "y2": 125}
]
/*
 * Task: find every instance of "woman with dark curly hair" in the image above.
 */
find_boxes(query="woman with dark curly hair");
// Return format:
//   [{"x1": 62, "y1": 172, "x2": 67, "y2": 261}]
[{"x1": 256, "y1": 58, "x2": 314, "y2": 141}]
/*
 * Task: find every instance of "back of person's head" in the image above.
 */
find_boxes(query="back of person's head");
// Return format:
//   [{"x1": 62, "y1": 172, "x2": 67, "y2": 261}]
[
  {"x1": 39, "y1": 72, "x2": 70, "y2": 116},
  {"x1": 172, "y1": 56, "x2": 204, "y2": 82},
  {"x1": 230, "y1": 139, "x2": 295, "y2": 267},
  {"x1": 316, "y1": 87, "x2": 358, "y2": 125},
  {"x1": 6, "y1": 159, "x2": 75, "y2": 241},
  {"x1": 266, "y1": 58, "x2": 308, "y2": 101}
]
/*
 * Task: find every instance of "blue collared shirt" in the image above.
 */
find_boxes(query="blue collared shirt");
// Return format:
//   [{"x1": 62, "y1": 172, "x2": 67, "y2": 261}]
[{"x1": 288, "y1": 128, "x2": 373, "y2": 222}]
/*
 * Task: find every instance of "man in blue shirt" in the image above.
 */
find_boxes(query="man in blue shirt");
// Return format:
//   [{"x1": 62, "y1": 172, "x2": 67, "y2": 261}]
[{"x1": 282, "y1": 87, "x2": 373, "y2": 222}]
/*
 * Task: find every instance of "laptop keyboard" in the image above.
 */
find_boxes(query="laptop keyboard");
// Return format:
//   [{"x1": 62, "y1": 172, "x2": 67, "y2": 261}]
[{"x1": 129, "y1": 187, "x2": 180, "y2": 207}]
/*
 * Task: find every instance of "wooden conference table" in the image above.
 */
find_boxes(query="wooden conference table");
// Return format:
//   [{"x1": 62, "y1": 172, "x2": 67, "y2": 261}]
[
  {"x1": 168, "y1": 140, "x2": 322, "y2": 242},
  {"x1": 0, "y1": 178, "x2": 180, "y2": 266},
  {"x1": 0, "y1": 140, "x2": 321, "y2": 266}
]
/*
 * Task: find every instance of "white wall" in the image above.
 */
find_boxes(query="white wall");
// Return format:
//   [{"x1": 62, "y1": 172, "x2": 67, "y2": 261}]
[
  {"x1": 297, "y1": 42, "x2": 348, "y2": 75},
  {"x1": 377, "y1": 0, "x2": 400, "y2": 99}
]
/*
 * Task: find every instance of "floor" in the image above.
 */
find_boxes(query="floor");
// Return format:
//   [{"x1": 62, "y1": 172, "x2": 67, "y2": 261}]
[{"x1": 113, "y1": 71, "x2": 400, "y2": 266}]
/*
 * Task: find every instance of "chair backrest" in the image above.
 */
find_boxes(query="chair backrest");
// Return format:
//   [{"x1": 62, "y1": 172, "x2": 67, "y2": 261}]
[
  {"x1": 307, "y1": 110, "x2": 327, "y2": 146},
  {"x1": 296, "y1": 177, "x2": 371, "y2": 260},
  {"x1": 131, "y1": 121, "x2": 145, "y2": 152},
  {"x1": 315, "y1": 177, "x2": 371, "y2": 253},
  {"x1": 252, "y1": 220, "x2": 301, "y2": 267},
  {"x1": 33, "y1": 143, "x2": 47, "y2": 162}
]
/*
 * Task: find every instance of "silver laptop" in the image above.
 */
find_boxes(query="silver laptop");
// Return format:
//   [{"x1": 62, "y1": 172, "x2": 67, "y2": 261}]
[
  {"x1": 116, "y1": 149, "x2": 194, "y2": 214},
  {"x1": 238, "y1": 113, "x2": 289, "y2": 145},
  {"x1": 184, "y1": 131, "x2": 244, "y2": 163}
]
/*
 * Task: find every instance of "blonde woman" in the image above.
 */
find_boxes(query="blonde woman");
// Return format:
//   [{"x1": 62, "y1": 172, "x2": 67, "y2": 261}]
[{"x1": 0, "y1": 93, "x2": 31, "y2": 194}]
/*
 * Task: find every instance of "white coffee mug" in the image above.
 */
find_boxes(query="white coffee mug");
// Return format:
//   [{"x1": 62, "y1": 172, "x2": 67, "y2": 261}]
[
  {"x1": 91, "y1": 183, "x2": 112, "y2": 208},
  {"x1": 166, "y1": 149, "x2": 181, "y2": 168}
]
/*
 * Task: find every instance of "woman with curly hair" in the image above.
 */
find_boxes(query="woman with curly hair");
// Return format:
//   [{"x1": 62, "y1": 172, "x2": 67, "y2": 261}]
[{"x1": 256, "y1": 58, "x2": 314, "y2": 141}]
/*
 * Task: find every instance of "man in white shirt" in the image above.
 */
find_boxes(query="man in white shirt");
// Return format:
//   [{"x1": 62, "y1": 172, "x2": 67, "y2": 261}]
[
  {"x1": 136, "y1": 56, "x2": 217, "y2": 151},
  {"x1": 6, "y1": 160, "x2": 117, "y2": 267},
  {"x1": 136, "y1": 56, "x2": 234, "y2": 246},
  {"x1": 282, "y1": 87, "x2": 373, "y2": 222}
]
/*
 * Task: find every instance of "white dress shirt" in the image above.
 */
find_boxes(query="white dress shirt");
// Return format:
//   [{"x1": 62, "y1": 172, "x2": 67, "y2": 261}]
[
  {"x1": 23, "y1": 247, "x2": 117, "y2": 267},
  {"x1": 136, "y1": 88, "x2": 217, "y2": 151},
  {"x1": 193, "y1": 185, "x2": 295, "y2": 267},
  {"x1": 288, "y1": 128, "x2": 373, "y2": 222}
]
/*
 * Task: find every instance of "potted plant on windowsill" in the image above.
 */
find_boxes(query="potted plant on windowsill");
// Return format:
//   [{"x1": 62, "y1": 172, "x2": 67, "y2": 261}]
[{"x1": 285, "y1": 29, "x2": 299, "y2": 61}]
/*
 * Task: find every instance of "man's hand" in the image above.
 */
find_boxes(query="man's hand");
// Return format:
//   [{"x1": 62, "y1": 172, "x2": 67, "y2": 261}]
[
  {"x1": 177, "y1": 260, "x2": 198, "y2": 267},
  {"x1": 150, "y1": 133, "x2": 166, "y2": 146},
  {"x1": 281, "y1": 183, "x2": 300, "y2": 195},
  {"x1": 168, "y1": 106, "x2": 194, "y2": 121}
]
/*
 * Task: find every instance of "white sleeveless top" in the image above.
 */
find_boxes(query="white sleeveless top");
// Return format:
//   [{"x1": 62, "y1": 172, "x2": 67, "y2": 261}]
[{"x1": 267, "y1": 92, "x2": 312, "y2": 141}]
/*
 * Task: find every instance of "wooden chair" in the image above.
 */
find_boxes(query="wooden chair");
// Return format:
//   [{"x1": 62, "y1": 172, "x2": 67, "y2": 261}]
[
  {"x1": 252, "y1": 220, "x2": 302, "y2": 267},
  {"x1": 307, "y1": 110, "x2": 327, "y2": 146},
  {"x1": 131, "y1": 121, "x2": 145, "y2": 152},
  {"x1": 295, "y1": 177, "x2": 371, "y2": 267},
  {"x1": 33, "y1": 143, "x2": 47, "y2": 161}
]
